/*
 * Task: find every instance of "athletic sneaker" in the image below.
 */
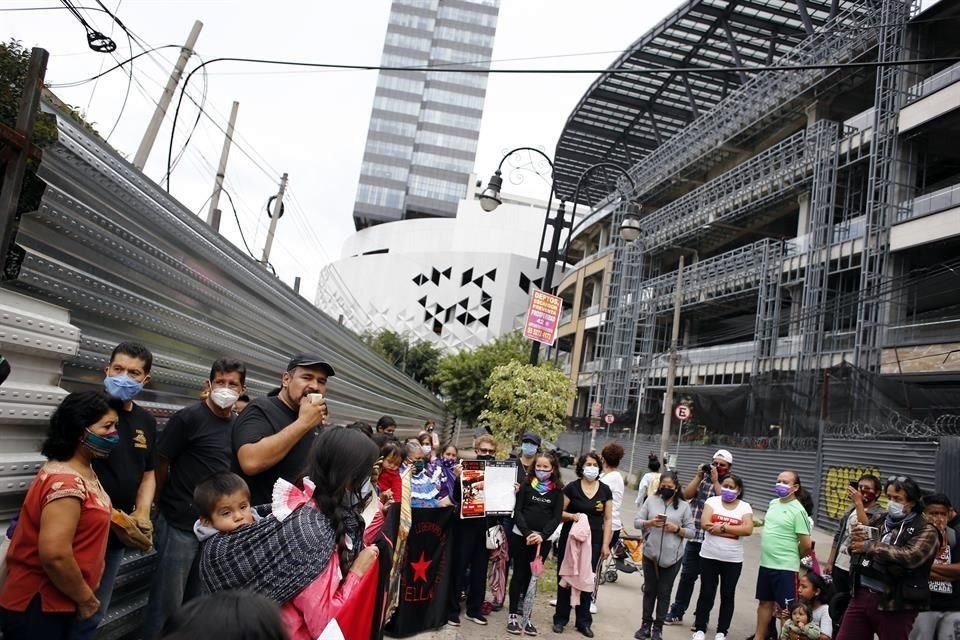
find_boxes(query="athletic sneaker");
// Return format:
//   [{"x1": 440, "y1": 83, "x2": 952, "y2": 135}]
[
  {"x1": 692, "y1": 632, "x2": 706, "y2": 640},
  {"x1": 447, "y1": 615, "x2": 461, "y2": 627},
  {"x1": 524, "y1": 622, "x2": 538, "y2": 636},
  {"x1": 549, "y1": 599, "x2": 557, "y2": 606},
  {"x1": 663, "y1": 613, "x2": 682, "y2": 625},
  {"x1": 466, "y1": 613, "x2": 488, "y2": 626},
  {"x1": 506, "y1": 615, "x2": 521, "y2": 635},
  {"x1": 714, "y1": 634, "x2": 726, "y2": 640}
]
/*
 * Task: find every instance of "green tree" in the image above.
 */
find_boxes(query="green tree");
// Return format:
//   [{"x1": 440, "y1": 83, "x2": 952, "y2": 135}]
[
  {"x1": 364, "y1": 329, "x2": 442, "y2": 389},
  {"x1": 480, "y1": 361, "x2": 575, "y2": 455},
  {"x1": 434, "y1": 331, "x2": 528, "y2": 427},
  {"x1": 1, "y1": 39, "x2": 58, "y2": 147}
]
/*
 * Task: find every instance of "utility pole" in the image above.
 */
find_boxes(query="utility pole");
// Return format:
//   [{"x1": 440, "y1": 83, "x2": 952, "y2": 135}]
[
  {"x1": 133, "y1": 20, "x2": 202, "y2": 170},
  {"x1": 0, "y1": 48, "x2": 48, "y2": 279},
  {"x1": 261, "y1": 173, "x2": 288, "y2": 265},
  {"x1": 660, "y1": 254, "x2": 685, "y2": 468},
  {"x1": 627, "y1": 380, "x2": 646, "y2": 480},
  {"x1": 206, "y1": 101, "x2": 239, "y2": 230}
]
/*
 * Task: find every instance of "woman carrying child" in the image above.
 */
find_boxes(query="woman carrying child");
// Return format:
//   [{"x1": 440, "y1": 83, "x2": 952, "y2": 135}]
[
  {"x1": 634, "y1": 471, "x2": 695, "y2": 640},
  {"x1": 507, "y1": 453, "x2": 564, "y2": 636},
  {"x1": 199, "y1": 427, "x2": 383, "y2": 640}
]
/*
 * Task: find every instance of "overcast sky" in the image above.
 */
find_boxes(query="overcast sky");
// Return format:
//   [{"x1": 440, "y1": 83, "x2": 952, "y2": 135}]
[{"x1": 6, "y1": 0, "x2": 681, "y2": 296}]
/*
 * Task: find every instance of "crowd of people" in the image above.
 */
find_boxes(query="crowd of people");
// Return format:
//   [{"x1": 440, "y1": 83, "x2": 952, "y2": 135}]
[{"x1": 0, "y1": 341, "x2": 956, "y2": 640}]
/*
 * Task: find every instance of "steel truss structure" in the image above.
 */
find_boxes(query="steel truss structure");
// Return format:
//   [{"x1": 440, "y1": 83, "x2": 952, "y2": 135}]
[{"x1": 557, "y1": 0, "x2": 935, "y2": 431}]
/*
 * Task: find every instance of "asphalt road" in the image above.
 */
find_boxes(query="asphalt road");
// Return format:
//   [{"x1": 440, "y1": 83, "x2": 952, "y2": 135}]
[{"x1": 413, "y1": 467, "x2": 834, "y2": 640}]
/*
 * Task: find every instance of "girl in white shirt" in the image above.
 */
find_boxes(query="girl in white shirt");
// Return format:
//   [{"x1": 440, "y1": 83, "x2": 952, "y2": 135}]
[{"x1": 691, "y1": 474, "x2": 754, "y2": 640}]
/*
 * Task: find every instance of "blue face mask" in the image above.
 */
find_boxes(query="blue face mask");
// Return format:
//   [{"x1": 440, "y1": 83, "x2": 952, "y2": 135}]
[
  {"x1": 104, "y1": 374, "x2": 144, "y2": 401},
  {"x1": 81, "y1": 428, "x2": 119, "y2": 458},
  {"x1": 521, "y1": 442, "x2": 538, "y2": 457}
]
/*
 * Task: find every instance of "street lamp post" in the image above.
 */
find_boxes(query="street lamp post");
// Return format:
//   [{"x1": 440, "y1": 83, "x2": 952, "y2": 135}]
[
  {"x1": 481, "y1": 152, "x2": 644, "y2": 457},
  {"x1": 481, "y1": 151, "x2": 643, "y2": 367},
  {"x1": 480, "y1": 148, "x2": 561, "y2": 366}
]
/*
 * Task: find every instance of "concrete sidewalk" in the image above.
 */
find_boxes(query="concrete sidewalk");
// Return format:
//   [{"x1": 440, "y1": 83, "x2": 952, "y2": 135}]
[{"x1": 410, "y1": 470, "x2": 834, "y2": 640}]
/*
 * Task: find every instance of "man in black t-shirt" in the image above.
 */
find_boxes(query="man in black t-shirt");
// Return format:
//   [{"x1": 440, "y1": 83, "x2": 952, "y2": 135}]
[
  {"x1": 910, "y1": 494, "x2": 960, "y2": 639},
  {"x1": 71, "y1": 342, "x2": 157, "y2": 640},
  {"x1": 141, "y1": 358, "x2": 247, "y2": 640},
  {"x1": 233, "y1": 354, "x2": 333, "y2": 505}
]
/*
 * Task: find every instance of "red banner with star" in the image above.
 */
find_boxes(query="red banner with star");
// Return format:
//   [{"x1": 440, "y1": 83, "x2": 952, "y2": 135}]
[{"x1": 384, "y1": 506, "x2": 455, "y2": 637}]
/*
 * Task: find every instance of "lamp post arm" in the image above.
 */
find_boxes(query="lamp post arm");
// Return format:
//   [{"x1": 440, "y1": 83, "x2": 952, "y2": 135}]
[
  {"x1": 559, "y1": 162, "x2": 637, "y2": 265},
  {"x1": 495, "y1": 146, "x2": 555, "y2": 173}
]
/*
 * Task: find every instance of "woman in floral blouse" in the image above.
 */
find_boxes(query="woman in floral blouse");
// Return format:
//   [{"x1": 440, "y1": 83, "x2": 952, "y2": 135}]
[{"x1": 0, "y1": 391, "x2": 123, "y2": 639}]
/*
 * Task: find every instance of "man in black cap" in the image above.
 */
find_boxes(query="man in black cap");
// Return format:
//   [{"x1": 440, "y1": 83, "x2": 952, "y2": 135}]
[{"x1": 233, "y1": 354, "x2": 334, "y2": 504}]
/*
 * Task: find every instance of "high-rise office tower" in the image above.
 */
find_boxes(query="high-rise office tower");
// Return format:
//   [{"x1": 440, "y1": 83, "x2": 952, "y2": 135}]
[{"x1": 352, "y1": 0, "x2": 499, "y2": 230}]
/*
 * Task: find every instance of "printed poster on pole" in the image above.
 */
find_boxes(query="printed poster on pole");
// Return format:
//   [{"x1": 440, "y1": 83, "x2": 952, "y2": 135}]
[{"x1": 523, "y1": 289, "x2": 563, "y2": 346}]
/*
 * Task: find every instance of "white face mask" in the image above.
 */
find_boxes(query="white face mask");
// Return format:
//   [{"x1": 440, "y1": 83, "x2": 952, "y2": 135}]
[
  {"x1": 421, "y1": 445, "x2": 432, "y2": 455},
  {"x1": 583, "y1": 466, "x2": 600, "y2": 480},
  {"x1": 210, "y1": 387, "x2": 240, "y2": 409}
]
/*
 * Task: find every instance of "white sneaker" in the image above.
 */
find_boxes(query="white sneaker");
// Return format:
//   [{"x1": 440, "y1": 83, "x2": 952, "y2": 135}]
[
  {"x1": 549, "y1": 599, "x2": 557, "y2": 607},
  {"x1": 692, "y1": 632, "x2": 706, "y2": 640},
  {"x1": 589, "y1": 603, "x2": 598, "y2": 614},
  {"x1": 714, "y1": 634, "x2": 726, "y2": 640}
]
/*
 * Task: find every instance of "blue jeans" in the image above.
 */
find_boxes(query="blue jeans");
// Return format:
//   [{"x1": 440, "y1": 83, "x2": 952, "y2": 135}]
[
  {"x1": 69, "y1": 545, "x2": 126, "y2": 640},
  {"x1": 141, "y1": 513, "x2": 200, "y2": 640}
]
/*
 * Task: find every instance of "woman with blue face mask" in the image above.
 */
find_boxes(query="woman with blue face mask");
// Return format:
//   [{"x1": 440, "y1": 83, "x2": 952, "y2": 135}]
[
  {"x1": 0, "y1": 392, "x2": 122, "y2": 640},
  {"x1": 839, "y1": 475, "x2": 940, "y2": 640}
]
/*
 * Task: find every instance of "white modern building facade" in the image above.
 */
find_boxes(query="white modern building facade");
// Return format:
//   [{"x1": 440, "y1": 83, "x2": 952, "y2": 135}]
[{"x1": 319, "y1": 186, "x2": 549, "y2": 351}]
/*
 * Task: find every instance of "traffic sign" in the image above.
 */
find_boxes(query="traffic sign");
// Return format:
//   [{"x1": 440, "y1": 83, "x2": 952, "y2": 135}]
[
  {"x1": 604, "y1": 413, "x2": 615, "y2": 425},
  {"x1": 674, "y1": 404, "x2": 692, "y2": 421}
]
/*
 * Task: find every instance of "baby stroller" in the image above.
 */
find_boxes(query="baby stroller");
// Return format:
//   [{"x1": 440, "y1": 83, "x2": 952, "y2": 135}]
[{"x1": 598, "y1": 532, "x2": 643, "y2": 584}]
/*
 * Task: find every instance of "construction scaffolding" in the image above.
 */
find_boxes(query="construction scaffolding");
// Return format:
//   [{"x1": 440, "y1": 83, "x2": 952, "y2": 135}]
[{"x1": 573, "y1": 0, "x2": 936, "y2": 440}]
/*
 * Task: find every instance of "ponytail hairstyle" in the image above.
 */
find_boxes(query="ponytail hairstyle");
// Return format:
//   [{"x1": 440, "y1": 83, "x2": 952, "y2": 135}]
[
  {"x1": 306, "y1": 427, "x2": 379, "y2": 573},
  {"x1": 790, "y1": 470, "x2": 815, "y2": 517}
]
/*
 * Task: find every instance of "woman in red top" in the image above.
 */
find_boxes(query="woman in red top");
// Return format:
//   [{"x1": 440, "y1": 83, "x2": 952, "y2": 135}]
[{"x1": 0, "y1": 391, "x2": 122, "y2": 640}]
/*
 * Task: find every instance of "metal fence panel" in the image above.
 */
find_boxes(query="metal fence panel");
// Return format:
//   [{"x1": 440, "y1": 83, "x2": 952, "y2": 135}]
[
  {"x1": 937, "y1": 437, "x2": 960, "y2": 504},
  {"x1": 817, "y1": 437, "x2": 939, "y2": 530}
]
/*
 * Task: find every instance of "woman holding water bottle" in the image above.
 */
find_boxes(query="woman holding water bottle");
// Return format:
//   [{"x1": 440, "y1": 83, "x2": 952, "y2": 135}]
[{"x1": 836, "y1": 475, "x2": 940, "y2": 640}]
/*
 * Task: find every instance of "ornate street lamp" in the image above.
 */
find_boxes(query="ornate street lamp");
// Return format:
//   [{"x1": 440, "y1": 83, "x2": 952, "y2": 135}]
[{"x1": 480, "y1": 150, "x2": 642, "y2": 365}]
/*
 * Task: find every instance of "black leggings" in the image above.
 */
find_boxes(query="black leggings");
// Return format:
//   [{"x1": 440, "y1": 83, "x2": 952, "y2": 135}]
[
  {"x1": 507, "y1": 532, "x2": 551, "y2": 615},
  {"x1": 693, "y1": 557, "x2": 743, "y2": 634}
]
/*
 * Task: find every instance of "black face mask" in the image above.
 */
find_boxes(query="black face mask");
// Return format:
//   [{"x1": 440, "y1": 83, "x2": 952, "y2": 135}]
[{"x1": 659, "y1": 488, "x2": 676, "y2": 500}]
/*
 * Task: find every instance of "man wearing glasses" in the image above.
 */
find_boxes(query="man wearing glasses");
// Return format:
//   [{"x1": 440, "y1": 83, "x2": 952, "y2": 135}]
[
  {"x1": 839, "y1": 475, "x2": 939, "y2": 640},
  {"x1": 448, "y1": 435, "x2": 499, "y2": 627}
]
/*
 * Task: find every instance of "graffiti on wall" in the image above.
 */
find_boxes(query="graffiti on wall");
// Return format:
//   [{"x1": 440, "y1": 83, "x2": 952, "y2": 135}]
[{"x1": 822, "y1": 465, "x2": 883, "y2": 519}]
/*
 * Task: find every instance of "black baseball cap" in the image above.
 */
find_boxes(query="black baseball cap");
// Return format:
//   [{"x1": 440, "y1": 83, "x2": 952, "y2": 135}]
[
  {"x1": 285, "y1": 354, "x2": 335, "y2": 376},
  {"x1": 521, "y1": 432, "x2": 542, "y2": 446}
]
